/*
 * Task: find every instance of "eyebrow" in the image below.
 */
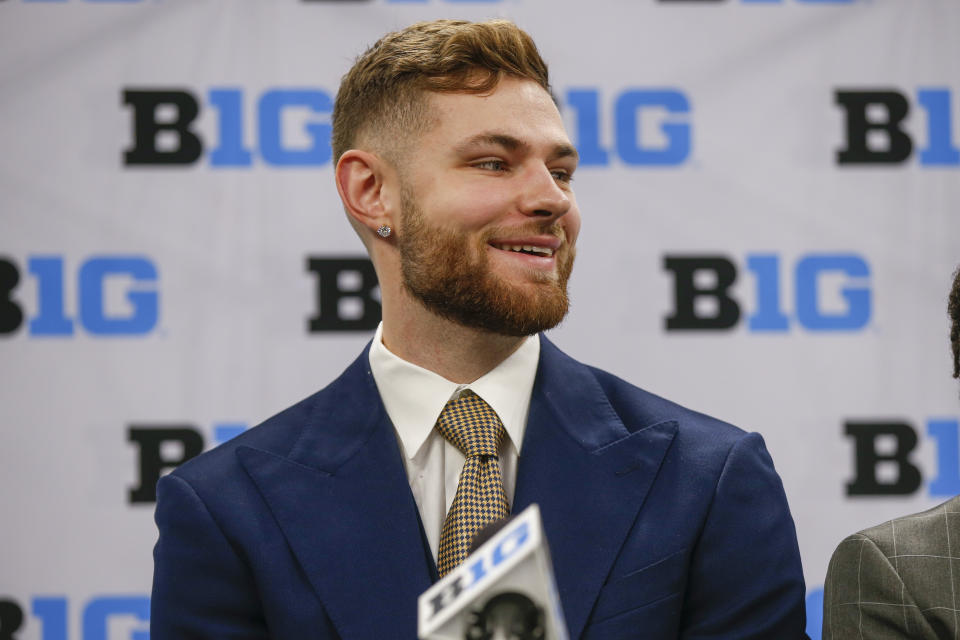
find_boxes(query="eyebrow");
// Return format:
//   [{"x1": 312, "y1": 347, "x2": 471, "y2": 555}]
[{"x1": 454, "y1": 133, "x2": 579, "y2": 162}]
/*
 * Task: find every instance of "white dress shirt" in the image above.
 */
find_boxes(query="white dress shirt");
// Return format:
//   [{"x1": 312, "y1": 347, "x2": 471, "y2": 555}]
[{"x1": 368, "y1": 322, "x2": 540, "y2": 559}]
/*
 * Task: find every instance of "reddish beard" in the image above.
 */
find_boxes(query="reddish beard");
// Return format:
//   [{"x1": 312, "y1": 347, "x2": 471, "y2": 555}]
[{"x1": 397, "y1": 193, "x2": 575, "y2": 337}]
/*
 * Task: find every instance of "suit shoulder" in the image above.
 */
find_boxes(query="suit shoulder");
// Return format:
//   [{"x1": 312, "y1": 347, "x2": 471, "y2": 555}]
[
  {"x1": 823, "y1": 501, "x2": 960, "y2": 639},
  {"x1": 852, "y1": 495, "x2": 960, "y2": 556},
  {"x1": 585, "y1": 363, "x2": 747, "y2": 446},
  {"x1": 827, "y1": 496, "x2": 960, "y2": 577}
]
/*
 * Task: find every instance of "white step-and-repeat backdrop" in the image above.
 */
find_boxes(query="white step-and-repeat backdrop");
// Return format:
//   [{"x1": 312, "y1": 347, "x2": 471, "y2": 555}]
[{"x1": 3, "y1": 1, "x2": 959, "y2": 638}]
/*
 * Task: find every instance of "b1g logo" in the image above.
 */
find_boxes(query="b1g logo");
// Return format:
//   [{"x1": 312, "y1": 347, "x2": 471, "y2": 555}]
[
  {"x1": 663, "y1": 253, "x2": 871, "y2": 332},
  {"x1": 0, "y1": 596, "x2": 149, "y2": 640},
  {"x1": 836, "y1": 89, "x2": 960, "y2": 166},
  {"x1": 128, "y1": 422, "x2": 247, "y2": 503},
  {"x1": 565, "y1": 89, "x2": 690, "y2": 166},
  {"x1": 123, "y1": 88, "x2": 335, "y2": 167},
  {"x1": 846, "y1": 418, "x2": 960, "y2": 497},
  {"x1": 0, "y1": 255, "x2": 159, "y2": 337}
]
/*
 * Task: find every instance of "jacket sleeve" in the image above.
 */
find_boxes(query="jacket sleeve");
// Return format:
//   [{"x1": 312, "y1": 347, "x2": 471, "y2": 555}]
[
  {"x1": 681, "y1": 432, "x2": 809, "y2": 639},
  {"x1": 151, "y1": 473, "x2": 270, "y2": 640},
  {"x1": 822, "y1": 533, "x2": 934, "y2": 640}
]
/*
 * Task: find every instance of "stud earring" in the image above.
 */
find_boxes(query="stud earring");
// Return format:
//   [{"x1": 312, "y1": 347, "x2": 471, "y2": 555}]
[{"x1": 377, "y1": 225, "x2": 392, "y2": 238}]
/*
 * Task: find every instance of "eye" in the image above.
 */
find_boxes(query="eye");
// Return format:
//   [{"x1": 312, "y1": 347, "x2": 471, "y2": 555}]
[
  {"x1": 473, "y1": 159, "x2": 507, "y2": 172},
  {"x1": 551, "y1": 169, "x2": 574, "y2": 184}
]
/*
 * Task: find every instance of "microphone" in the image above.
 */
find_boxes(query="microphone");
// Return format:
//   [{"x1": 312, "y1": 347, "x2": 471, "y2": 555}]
[{"x1": 417, "y1": 504, "x2": 569, "y2": 640}]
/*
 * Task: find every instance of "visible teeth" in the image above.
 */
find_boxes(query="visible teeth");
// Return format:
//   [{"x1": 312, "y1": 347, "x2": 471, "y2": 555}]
[{"x1": 494, "y1": 244, "x2": 554, "y2": 256}]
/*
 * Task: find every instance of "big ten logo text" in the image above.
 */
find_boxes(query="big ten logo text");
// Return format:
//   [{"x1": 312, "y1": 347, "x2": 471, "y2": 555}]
[
  {"x1": 128, "y1": 422, "x2": 247, "y2": 503},
  {"x1": 663, "y1": 253, "x2": 871, "y2": 332},
  {"x1": 0, "y1": 596, "x2": 148, "y2": 640},
  {"x1": 122, "y1": 87, "x2": 692, "y2": 169},
  {"x1": 565, "y1": 89, "x2": 690, "y2": 166},
  {"x1": 0, "y1": 255, "x2": 159, "y2": 337},
  {"x1": 426, "y1": 520, "x2": 530, "y2": 619},
  {"x1": 123, "y1": 89, "x2": 335, "y2": 167},
  {"x1": 846, "y1": 418, "x2": 960, "y2": 497},
  {"x1": 306, "y1": 257, "x2": 380, "y2": 332},
  {"x1": 836, "y1": 89, "x2": 960, "y2": 166}
]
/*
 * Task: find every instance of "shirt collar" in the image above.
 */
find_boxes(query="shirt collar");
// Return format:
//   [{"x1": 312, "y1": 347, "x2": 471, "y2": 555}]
[{"x1": 368, "y1": 322, "x2": 540, "y2": 461}]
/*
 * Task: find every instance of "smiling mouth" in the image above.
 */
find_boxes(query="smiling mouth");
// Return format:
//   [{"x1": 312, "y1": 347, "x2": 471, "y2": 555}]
[{"x1": 491, "y1": 243, "x2": 555, "y2": 257}]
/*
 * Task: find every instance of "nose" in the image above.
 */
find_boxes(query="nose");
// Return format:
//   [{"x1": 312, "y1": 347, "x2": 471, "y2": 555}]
[{"x1": 517, "y1": 165, "x2": 572, "y2": 220}]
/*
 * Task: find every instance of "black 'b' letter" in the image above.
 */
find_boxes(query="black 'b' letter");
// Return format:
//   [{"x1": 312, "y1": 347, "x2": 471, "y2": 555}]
[
  {"x1": 663, "y1": 256, "x2": 740, "y2": 330},
  {"x1": 307, "y1": 257, "x2": 381, "y2": 332},
  {"x1": 845, "y1": 421, "x2": 922, "y2": 496},
  {"x1": 0, "y1": 600, "x2": 24, "y2": 640},
  {"x1": 835, "y1": 90, "x2": 913, "y2": 165},
  {"x1": 0, "y1": 258, "x2": 23, "y2": 335},
  {"x1": 128, "y1": 426, "x2": 204, "y2": 503},
  {"x1": 123, "y1": 89, "x2": 203, "y2": 165}
]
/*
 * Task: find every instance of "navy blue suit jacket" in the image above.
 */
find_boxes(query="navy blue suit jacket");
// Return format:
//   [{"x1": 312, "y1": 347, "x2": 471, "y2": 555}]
[{"x1": 151, "y1": 338, "x2": 807, "y2": 639}]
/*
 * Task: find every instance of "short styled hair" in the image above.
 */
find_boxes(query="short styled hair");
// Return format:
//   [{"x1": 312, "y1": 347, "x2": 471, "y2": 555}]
[
  {"x1": 950, "y1": 266, "x2": 960, "y2": 379},
  {"x1": 331, "y1": 19, "x2": 551, "y2": 165}
]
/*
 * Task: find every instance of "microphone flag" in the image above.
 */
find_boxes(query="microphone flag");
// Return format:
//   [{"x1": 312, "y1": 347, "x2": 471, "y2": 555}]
[{"x1": 417, "y1": 504, "x2": 569, "y2": 640}]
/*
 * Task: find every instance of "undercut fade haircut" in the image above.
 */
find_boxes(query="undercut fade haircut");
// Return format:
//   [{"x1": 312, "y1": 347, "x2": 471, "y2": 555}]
[
  {"x1": 950, "y1": 266, "x2": 960, "y2": 379},
  {"x1": 331, "y1": 19, "x2": 551, "y2": 165}
]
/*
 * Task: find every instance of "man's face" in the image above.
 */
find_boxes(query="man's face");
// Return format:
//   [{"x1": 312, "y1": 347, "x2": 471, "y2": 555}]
[{"x1": 395, "y1": 76, "x2": 581, "y2": 336}]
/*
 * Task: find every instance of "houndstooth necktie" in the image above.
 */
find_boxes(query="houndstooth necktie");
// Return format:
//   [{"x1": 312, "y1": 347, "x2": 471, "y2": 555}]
[{"x1": 435, "y1": 390, "x2": 510, "y2": 577}]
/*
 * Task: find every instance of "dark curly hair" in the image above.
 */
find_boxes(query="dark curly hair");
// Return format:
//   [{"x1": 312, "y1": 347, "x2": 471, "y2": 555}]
[{"x1": 950, "y1": 266, "x2": 960, "y2": 379}]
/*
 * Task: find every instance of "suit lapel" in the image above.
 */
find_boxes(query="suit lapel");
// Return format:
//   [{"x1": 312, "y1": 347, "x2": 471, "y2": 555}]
[
  {"x1": 515, "y1": 338, "x2": 678, "y2": 639},
  {"x1": 237, "y1": 347, "x2": 432, "y2": 640}
]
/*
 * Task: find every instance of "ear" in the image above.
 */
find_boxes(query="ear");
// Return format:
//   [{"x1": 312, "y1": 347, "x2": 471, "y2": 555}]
[{"x1": 335, "y1": 150, "x2": 396, "y2": 236}]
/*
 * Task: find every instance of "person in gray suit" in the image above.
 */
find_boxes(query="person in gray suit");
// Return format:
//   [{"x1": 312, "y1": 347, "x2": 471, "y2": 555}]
[{"x1": 822, "y1": 266, "x2": 960, "y2": 639}]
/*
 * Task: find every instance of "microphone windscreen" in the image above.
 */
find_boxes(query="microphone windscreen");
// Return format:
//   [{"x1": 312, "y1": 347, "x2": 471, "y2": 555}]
[{"x1": 418, "y1": 505, "x2": 570, "y2": 640}]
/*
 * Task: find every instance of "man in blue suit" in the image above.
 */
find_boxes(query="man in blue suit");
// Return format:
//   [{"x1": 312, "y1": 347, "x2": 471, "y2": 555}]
[{"x1": 151, "y1": 19, "x2": 807, "y2": 639}]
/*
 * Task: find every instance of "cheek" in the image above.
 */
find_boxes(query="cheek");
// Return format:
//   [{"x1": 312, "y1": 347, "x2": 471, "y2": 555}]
[{"x1": 430, "y1": 186, "x2": 511, "y2": 231}]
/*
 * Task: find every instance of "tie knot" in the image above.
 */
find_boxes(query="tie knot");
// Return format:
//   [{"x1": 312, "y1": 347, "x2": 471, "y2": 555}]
[{"x1": 435, "y1": 390, "x2": 505, "y2": 458}]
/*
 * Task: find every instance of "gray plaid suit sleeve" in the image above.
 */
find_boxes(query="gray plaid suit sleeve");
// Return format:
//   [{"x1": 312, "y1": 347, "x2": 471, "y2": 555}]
[{"x1": 823, "y1": 496, "x2": 960, "y2": 640}]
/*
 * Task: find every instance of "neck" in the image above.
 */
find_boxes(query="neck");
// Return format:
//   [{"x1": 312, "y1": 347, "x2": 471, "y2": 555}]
[{"x1": 380, "y1": 288, "x2": 528, "y2": 384}]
